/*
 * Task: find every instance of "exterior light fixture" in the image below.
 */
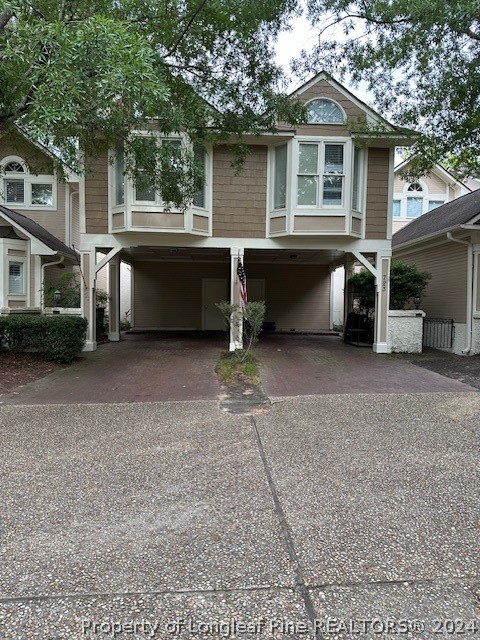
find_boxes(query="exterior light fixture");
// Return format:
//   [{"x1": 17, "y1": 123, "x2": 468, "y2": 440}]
[
  {"x1": 413, "y1": 296, "x2": 421, "y2": 310},
  {"x1": 54, "y1": 290, "x2": 62, "y2": 305}
]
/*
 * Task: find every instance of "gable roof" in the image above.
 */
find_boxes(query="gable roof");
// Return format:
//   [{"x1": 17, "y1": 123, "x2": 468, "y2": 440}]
[
  {"x1": 0, "y1": 205, "x2": 77, "y2": 258},
  {"x1": 394, "y1": 157, "x2": 470, "y2": 192},
  {"x1": 392, "y1": 189, "x2": 480, "y2": 248}
]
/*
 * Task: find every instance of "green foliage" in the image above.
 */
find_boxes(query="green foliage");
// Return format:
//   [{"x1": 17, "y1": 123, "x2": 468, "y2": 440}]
[
  {"x1": 216, "y1": 350, "x2": 260, "y2": 385},
  {"x1": 0, "y1": 315, "x2": 87, "y2": 362},
  {"x1": 302, "y1": 0, "x2": 480, "y2": 175},
  {"x1": 95, "y1": 289, "x2": 109, "y2": 307},
  {"x1": 120, "y1": 310, "x2": 131, "y2": 331},
  {"x1": 43, "y1": 271, "x2": 81, "y2": 308},
  {"x1": 0, "y1": 0, "x2": 306, "y2": 198},
  {"x1": 349, "y1": 260, "x2": 431, "y2": 313},
  {"x1": 216, "y1": 300, "x2": 267, "y2": 360}
]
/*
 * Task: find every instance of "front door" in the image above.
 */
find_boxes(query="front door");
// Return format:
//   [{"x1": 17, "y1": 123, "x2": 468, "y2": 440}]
[{"x1": 202, "y1": 278, "x2": 227, "y2": 330}]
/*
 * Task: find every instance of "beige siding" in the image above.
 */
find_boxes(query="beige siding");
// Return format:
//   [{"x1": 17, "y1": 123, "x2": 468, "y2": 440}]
[
  {"x1": 0, "y1": 132, "x2": 54, "y2": 173},
  {"x1": 394, "y1": 172, "x2": 447, "y2": 194},
  {"x1": 248, "y1": 264, "x2": 330, "y2": 331},
  {"x1": 279, "y1": 79, "x2": 367, "y2": 136},
  {"x1": 212, "y1": 146, "x2": 267, "y2": 238},
  {"x1": 24, "y1": 184, "x2": 66, "y2": 242},
  {"x1": 0, "y1": 133, "x2": 67, "y2": 242},
  {"x1": 134, "y1": 261, "x2": 228, "y2": 328},
  {"x1": 396, "y1": 243, "x2": 468, "y2": 322},
  {"x1": 365, "y1": 148, "x2": 389, "y2": 239},
  {"x1": 84, "y1": 151, "x2": 109, "y2": 234},
  {"x1": 294, "y1": 216, "x2": 345, "y2": 232},
  {"x1": 134, "y1": 261, "x2": 330, "y2": 331}
]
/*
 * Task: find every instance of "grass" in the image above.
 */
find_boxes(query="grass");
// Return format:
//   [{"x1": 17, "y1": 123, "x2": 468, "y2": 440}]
[{"x1": 216, "y1": 351, "x2": 260, "y2": 386}]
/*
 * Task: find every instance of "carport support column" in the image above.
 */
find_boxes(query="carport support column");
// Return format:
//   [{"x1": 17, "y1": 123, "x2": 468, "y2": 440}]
[
  {"x1": 108, "y1": 257, "x2": 120, "y2": 341},
  {"x1": 373, "y1": 253, "x2": 391, "y2": 354},
  {"x1": 81, "y1": 251, "x2": 97, "y2": 351},
  {"x1": 229, "y1": 248, "x2": 243, "y2": 351}
]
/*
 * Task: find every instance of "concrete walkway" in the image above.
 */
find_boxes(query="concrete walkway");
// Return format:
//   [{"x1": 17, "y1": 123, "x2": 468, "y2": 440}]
[{"x1": 1, "y1": 395, "x2": 479, "y2": 638}]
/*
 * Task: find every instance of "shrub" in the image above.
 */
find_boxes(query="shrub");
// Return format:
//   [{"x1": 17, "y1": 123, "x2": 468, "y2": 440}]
[
  {"x1": 43, "y1": 271, "x2": 81, "y2": 308},
  {"x1": 215, "y1": 300, "x2": 266, "y2": 361},
  {"x1": 0, "y1": 315, "x2": 87, "y2": 363},
  {"x1": 349, "y1": 260, "x2": 431, "y2": 314}
]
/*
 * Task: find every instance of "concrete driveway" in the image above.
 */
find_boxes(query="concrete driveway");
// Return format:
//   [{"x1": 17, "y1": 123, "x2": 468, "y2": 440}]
[
  {"x1": 0, "y1": 332, "x2": 476, "y2": 405},
  {"x1": 1, "y1": 394, "x2": 479, "y2": 638}
]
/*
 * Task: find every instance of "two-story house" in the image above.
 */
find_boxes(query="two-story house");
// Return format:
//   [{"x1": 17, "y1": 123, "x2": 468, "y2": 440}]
[
  {"x1": 78, "y1": 72, "x2": 413, "y2": 354},
  {"x1": 0, "y1": 129, "x2": 79, "y2": 312}
]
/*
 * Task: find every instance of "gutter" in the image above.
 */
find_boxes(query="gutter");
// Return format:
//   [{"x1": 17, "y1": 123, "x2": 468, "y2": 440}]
[
  {"x1": 446, "y1": 232, "x2": 473, "y2": 354},
  {"x1": 41, "y1": 255, "x2": 65, "y2": 313}
]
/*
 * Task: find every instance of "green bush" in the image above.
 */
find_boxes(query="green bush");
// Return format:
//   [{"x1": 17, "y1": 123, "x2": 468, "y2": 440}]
[
  {"x1": 0, "y1": 315, "x2": 87, "y2": 363},
  {"x1": 349, "y1": 260, "x2": 431, "y2": 314},
  {"x1": 43, "y1": 271, "x2": 81, "y2": 308}
]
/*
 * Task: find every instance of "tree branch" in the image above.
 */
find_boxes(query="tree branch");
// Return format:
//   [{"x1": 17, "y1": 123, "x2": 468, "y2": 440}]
[{"x1": 166, "y1": 0, "x2": 208, "y2": 57}]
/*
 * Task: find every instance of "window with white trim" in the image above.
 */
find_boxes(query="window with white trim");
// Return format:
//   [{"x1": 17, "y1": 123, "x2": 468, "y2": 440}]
[
  {"x1": 297, "y1": 142, "x2": 345, "y2": 207},
  {"x1": 9, "y1": 261, "x2": 24, "y2": 294},
  {"x1": 273, "y1": 144, "x2": 287, "y2": 210},
  {"x1": 1, "y1": 157, "x2": 55, "y2": 208},
  {"x1": 306, "y1": 99, "x2": 345, "y2": 124},
  {"x1": 392, "y1": 179, "x2": 446, "y2": 220}
]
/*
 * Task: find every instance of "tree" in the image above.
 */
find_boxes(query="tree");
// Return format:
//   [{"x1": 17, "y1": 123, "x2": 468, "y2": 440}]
[
  {"x1": 349, "y1": 260, "x2": 431, "y2": 314},
  {"x1": 300, "y1": 0, "x2": 480, "y2": 176},
  {"x1": 0, "y1": 1, "x2": 305, "y2": 205}
]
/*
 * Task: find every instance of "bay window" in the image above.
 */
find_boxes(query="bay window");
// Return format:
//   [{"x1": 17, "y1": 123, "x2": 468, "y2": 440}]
[
  {"x1": 273, "y1": 144, "x2": 287, "y2": 210},
  {"x1": 297, "y1": 142, "x2": 345, "y2": 208}
]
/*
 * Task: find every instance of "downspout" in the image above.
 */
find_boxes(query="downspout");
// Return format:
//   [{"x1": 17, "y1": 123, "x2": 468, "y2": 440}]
[
  {"x1": 446, "y1": 232, "x2": 473, "y2": 354},
  {"x1": 40, "y1": 255, "x2": 65, "y2": 313}
]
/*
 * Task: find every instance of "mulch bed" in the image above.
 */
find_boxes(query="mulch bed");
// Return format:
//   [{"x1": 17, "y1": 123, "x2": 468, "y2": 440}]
[{"x1": 0, "y1": 353, "x2": 70, "y2": 394}]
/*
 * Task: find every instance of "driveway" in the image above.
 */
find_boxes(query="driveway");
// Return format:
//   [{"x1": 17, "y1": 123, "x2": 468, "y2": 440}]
[
  {"x1": 1, "y1": 394, "x2": 479, "y2": 638},
  {"x1": 0, "y1": 333, "x2": 476, "y2": 405}
]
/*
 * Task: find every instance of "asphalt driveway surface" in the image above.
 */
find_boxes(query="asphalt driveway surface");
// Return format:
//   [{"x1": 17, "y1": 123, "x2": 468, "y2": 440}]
[{"x1": 1, "y1": 394, "x2": 479, "y2": 638}]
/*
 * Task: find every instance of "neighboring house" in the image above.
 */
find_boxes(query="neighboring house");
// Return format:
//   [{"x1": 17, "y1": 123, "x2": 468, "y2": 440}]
[
  {"x1": 393, "y1": 189, "x2": 480, "y2": 355},
  {"x1": 78, "y1": 71, "x2": 413, "y2": 353},
  {"x1": 392, "y1": 159, "x2": 471, "y2": 234},
  {"x1": 332, "y1": 160, "x2": 474, "y2": 327},
  {"x1": 0, "y1": 130, "x2": 80, "y2": 310},
  {"x1": 1, "y1": 72, "x2": 413, "y2": 353}
]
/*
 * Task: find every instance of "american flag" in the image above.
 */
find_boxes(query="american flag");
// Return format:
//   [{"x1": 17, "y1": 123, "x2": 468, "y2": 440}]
[{"x1": 237, "y1": 259, "x2": 247, "y2": 308}]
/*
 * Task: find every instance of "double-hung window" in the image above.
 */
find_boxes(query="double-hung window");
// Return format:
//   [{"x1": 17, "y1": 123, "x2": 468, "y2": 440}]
[
  {"x1": 9, "y1": 262, "x2": 24, "y2": 294},
  {"x1": 297, "y1": 142, "x2": 345, "y2": 208}
]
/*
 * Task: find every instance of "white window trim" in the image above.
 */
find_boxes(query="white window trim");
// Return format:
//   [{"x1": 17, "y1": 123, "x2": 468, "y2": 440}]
[
  {"x1": 293, "y1": 137, "x2": 352, "y2": 214},
  {"x1": 304, "y1": 97, "x2": 347, "y2": 125},
  {"x1": 393, "y1": 178, "x2": 447, "y2": 220},
  {"x1": 269, "y1": 141, "x2": 290, "y2": 213},
  {"x1": 0, "y1": 155, "x2": 56, "y2": 210},
  {"x1": 108, "y1": 133, "x2": 212, "y2": 232}
]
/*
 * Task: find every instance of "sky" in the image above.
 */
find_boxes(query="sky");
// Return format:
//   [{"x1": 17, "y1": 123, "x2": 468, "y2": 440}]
[{"x1": 274, "y1": 14, "x2": 374, "y2": 106}]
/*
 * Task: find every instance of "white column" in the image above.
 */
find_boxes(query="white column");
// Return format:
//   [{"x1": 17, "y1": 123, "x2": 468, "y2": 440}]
[
  {"x1": 229, "y1": 248, "x2": 243, "y2": 351},
  {"x1": 81, "y1": 251, "x2": 97, "y2": 351},
  {"x1": 108, "y1": 257, "x2": 120, "y2": 341},
  {"x1": 372, "y1": 253, "x2": 391, "y2": 353},
  {"x1": 32, "y1": 255, "x2": 42, "y2": 308}
]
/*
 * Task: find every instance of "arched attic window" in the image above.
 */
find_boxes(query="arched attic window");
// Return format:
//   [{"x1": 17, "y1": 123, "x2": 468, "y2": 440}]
[
  {"x1": 2, "y1": 159, "x2": 26, "y2": 204},
  {"x1": 306, "y1": 98, "x2": 345, "y2": 124}
]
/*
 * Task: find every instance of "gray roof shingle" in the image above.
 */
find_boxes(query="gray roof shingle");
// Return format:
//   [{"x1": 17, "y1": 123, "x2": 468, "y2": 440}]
[
  {"x1": 0, "y1": 205, "x2": 77, "y2": 258},
  {"x1": 392, "y1": 189, "x2": 480, "y2": 248}
]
